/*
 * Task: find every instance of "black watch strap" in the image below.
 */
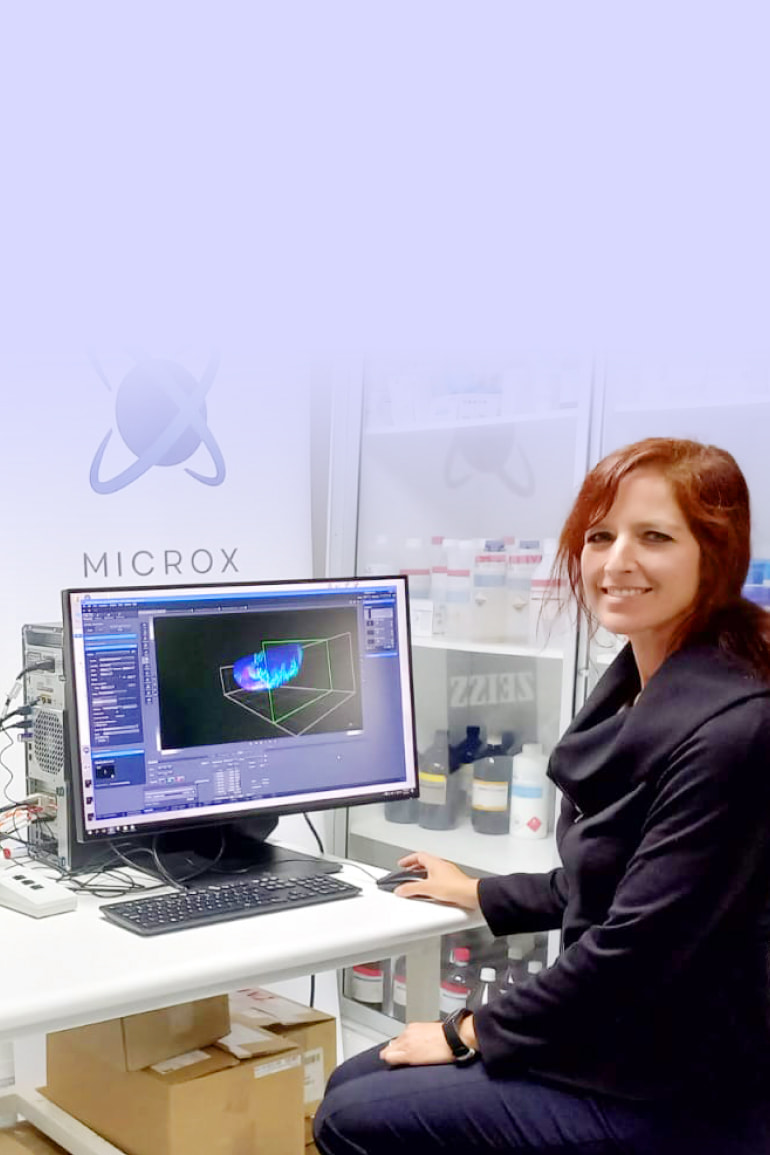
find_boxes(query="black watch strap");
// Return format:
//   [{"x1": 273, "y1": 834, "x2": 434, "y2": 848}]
[{"x1": 442, "y1": 1007, "x2": 478, "y2": 1064}]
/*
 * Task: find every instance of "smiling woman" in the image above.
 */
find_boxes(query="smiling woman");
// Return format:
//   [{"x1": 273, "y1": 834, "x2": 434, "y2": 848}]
[{"x1": 314, "y1": 437, "x2": 770, "y2": 1155}]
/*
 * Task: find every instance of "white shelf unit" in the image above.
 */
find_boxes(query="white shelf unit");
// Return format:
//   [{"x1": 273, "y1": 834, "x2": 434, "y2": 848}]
[
  {"x1": 412, "y1": 635, "x2": 564, "y2": 660},
  {"x1": 349, "y1": 803, "x2": 557, "y2": 878},
  {"x1": 326, "y1": 362, "x2": 593, "y2": 1025}
]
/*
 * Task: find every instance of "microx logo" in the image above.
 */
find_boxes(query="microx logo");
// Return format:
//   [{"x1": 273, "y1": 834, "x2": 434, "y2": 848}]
[{"x1": 88, "y1": 352, "x2": 225, "y2": 493}]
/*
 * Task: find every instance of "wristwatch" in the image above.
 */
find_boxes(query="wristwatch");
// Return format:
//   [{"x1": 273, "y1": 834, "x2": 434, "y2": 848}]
[{"x1": 442, "y1": 1007, "x2": 478, "y2": 1064}]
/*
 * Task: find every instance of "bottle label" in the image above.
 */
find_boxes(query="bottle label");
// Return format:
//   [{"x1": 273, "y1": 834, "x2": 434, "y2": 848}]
[
  {"x1": 472, "y1": 780, "x2": 509, "y2": 812},
  {"x1": 392, "y1": 975, "x2": 407, "y2": 1008},
  {"x1": 512, "y1": 783, "x2": 544, "y2": 799},
  {"x1": 473, "y1": 557, "x2": 507, "y2": 587},
  {"x1": 439, "y1": 980, "x2": 469, "y2": 1016},
  {"x1": 351, "y1": 966, "x2": 384, "y2": 1004},
  {"x1": 419, "y1": 772, "x2": 447, "y2": 806}
]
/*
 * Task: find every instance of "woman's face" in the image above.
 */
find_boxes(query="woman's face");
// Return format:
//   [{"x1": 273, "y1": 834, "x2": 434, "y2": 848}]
[{"x1": 580, "y1": 467, "x2": 701, "y2": 656}]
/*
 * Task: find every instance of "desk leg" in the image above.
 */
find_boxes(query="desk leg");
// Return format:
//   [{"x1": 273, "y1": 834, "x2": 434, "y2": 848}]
[
  {"x1": 0, "y1": 1041, "x2": 13, "y2": 1127},
  {"x1": 404, "y1": 938, "x2": 441, "y2": 1022},
  {"x1": 0, "y1": 1089, "x2": 126, "y2": 1154}
]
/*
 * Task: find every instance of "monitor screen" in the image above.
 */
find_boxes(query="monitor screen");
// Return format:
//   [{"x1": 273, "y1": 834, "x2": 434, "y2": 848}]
[{"x1": 62, "y1": 577, "x2": 417, "y2": 844}]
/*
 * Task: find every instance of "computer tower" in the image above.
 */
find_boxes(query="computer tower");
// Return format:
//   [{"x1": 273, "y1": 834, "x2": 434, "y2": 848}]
[{"x1": 22, "y1": 623, "x2": 104, "y2": 873}]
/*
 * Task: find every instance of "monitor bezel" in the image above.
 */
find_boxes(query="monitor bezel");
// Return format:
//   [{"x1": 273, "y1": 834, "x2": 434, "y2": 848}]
[{"x1": 61, "y1": 575, "x2": 419, "y2": 845}]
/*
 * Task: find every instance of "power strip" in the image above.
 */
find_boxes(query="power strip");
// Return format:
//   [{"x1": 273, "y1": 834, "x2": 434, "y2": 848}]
[{"x1": 0, "y1": 867, "x2": 77, "y2": 917}]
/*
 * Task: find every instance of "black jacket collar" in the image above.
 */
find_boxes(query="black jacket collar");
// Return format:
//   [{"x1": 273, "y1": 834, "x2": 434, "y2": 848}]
[{"x1": 548, "y1": 642, "x2": 770, "y2": 817}]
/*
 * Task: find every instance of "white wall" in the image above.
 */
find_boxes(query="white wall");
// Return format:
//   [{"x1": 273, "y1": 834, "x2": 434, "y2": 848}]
[{"x1": 0, "y1": 347, "x2": 314, "y2": 788}]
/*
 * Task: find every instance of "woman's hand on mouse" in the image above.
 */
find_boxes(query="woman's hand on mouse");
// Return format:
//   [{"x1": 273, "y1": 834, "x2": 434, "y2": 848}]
[{"x1": 394, "y1": 852, "x2": 481, "y2": 910}]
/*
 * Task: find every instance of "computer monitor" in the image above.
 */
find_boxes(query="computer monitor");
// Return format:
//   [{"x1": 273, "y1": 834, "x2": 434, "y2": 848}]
[{"x1": 61, "y1": 576, "x2": 418, "y2": 880}]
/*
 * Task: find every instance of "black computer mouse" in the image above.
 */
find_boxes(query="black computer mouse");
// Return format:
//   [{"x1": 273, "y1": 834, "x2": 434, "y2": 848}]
[{"x1": 376, "y1": 866, "x2": 429, "y2": 891}]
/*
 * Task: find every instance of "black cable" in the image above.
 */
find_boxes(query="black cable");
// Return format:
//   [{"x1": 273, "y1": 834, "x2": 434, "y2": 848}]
[
  {"x1": 309, "y1": 974, "x2": 316, "y2": 1007},
  {"x1": 1, "y1": 702, "x2": 37, "y2": 725},
  {"x1": 0, "y1": 720, "x2": 30, "y2": 734},
  {"x1": 0, "y1": 732, "x2": 16, "y2": 807},
  {"x1": 51, "y1": 846, "x2": 171, "y2": 898},
  {"x1": 0, "y1": 798, "x2": 39, "y2": 816},
  {"x1": 303, "y1": 813, "x2": 325, "y2": 855},
  {"x1": 150, "y1": 830, "x2": 229, "y2": 886},
  {"x1": 1, "y1": 661, "x2": 54, "y2": 724},
  {"x1": 340, "y1": 861, "x2": 380, "y2": 883}
]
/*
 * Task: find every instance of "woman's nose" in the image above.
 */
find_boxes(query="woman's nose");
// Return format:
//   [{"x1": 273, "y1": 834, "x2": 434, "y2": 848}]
[{"x1": 604, "y1": 536, "x2": 636, "y2": 572}]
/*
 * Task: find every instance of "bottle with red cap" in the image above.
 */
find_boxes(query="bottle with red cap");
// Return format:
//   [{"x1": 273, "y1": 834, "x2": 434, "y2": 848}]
[
  {"x1": 439, "y1": 946, "x2": 472, "y2": 1020},
  {"x1": 351, "y1": 962, "x2": 385, "y2": 1012}
]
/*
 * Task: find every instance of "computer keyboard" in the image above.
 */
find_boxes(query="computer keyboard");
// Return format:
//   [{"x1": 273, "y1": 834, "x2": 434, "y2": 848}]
[{"x1": 101, "y1": 872, "x2": 362, "y2": 936}]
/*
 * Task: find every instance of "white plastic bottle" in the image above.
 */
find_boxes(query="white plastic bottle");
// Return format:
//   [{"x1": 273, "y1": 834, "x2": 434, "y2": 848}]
[
  {"x1": 445, "y1": 539, "x2": 476, "y2": 639},
  {"x1": 429, "y1": 535, "x2": 448, "y2": 635},
  {"x1": 498, "y1": 933, "x2": 536, "y2": 993},
  {"x1": 362, "y1": 533, "x2": 392, "y2": 577},
  {"x1": 528, "y1": 538, "x2": 568, "y2": 650},
  {"x1": 467, "y1": 967, "x2": 497, "y2": 1012},
  {"x1": 471, "y1": 539, "x2": 508, "y2": 641},
  {"x1": 505, "y1": 539, "x2": 542, "y2": 642},
  {"x1": 527, "y1": 960, "x2": 544, "y2": 979},
  {"x1": 400, "y1": 537, "x2": 431, "y2": 601},
  {"x1": 510, "y1": 743, "x2": 552, "y2": 840}
]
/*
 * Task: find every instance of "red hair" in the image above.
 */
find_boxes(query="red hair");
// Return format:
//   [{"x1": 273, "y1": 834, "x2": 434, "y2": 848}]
[{"x1": 555, "y1": 437, "x2": 770, "y2": 679}]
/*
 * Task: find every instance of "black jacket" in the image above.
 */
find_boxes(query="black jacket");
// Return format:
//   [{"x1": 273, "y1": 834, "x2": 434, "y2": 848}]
[{"x1": 475, "y1": 642, "x2": 770, "y2": 1103}]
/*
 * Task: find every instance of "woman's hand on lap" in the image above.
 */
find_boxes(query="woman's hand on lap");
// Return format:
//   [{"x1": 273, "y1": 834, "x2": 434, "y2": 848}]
[{"x1": 380, "y1": 1021, "x2": 455, "y2": 1067}]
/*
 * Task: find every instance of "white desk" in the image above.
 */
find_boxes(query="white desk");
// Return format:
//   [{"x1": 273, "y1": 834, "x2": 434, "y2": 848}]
[
  {"x1": 0, "y1": 856, "x2": 483, "y2": 1040},
  {"x1": 0, "y1": 856, "x2": 484, "y2": 1153}
]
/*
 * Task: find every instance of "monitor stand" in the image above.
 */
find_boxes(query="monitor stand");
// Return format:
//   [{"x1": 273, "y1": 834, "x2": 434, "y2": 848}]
[{"x1": 134, "y1": 815, "x2": 341, "y2": 888}]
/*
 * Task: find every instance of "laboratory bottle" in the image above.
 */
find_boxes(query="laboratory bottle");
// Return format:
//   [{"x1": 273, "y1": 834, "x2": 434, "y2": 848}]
[
  {"x1": 391, "y1": 956, "x2": 407, "y2": 1022},
  {"x1": 511, "y1": 742, "x2": 552, "y2": 840},
  {"x1": 471, "y1": 733, "x2": 513, "y2": 835},
  {"x1": 383, "y1": 794, "x2": 418, "y2": 824},
  {"x1": 385, "y1": 724, "x2": 427, "y2": 824},
  {"x1": 529, "y1": 538, "x2": 569, "y2": 649},
  {"x1": 499, "y1": 933, "x2": 536, "y2": 992},
  {"x1": 400, "y1": 537, "x2": 431, "y2": 601},
  {"x1": 362, "y1": 533, "x2": 392, "y2": 577},
  {"x1": 505, "y1": 539, "x2": 542, "y2": 642},
  {"x1": 445, "y1": 539, "x2": 476, "y2": 639},
  {"x1": 471, "y1": 539, "x2": 508, "y2": 641},
  {"x1": 418, "y1": 729, "x2": 461, "y2": 830},
  {"x1": 453, "y1": 724, "x2": 484, "y2": 813},
  {"x1": 467, "y1": 967, "x2": 498, "y2": 1012},
  {"x1": 429, "y1": 535, "x2": 448, "y2": 635},
  {"x1": 351, "y1": 962, "x2": 385, "y2": 1011},
  {"x1": 439, "y1": 947, "x2": 472, "y2": 1020}
]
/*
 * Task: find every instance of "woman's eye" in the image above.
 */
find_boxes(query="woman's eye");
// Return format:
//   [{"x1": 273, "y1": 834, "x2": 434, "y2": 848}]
[
  {"x1": 585, "y1": 531, "x2": 611, "y2": 544},
  {"x1": 644, "y1": 531, "x2": 671, "y2": 542}
]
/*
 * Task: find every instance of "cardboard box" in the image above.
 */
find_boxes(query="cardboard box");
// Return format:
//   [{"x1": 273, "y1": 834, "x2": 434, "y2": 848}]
[
  {"x1": 44, "y1": 1020, "x2": 304, "y2": 1155},
  {"x1": 0, "y1": 1123, "x2": 68, "y2": 1155},
  {"x1": 306, "y1": 1144, "x2": 319, "y2": 1155},
  {"x1": 230, "y1": 989, "x2": 336, "y2": 1143},
  {"x1": 107, "y1": 995, "x2": 230, "y2": 1071}
]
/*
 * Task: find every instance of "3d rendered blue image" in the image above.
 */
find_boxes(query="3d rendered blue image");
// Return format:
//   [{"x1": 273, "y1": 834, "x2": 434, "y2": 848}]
[{"x1": 233, "y1": 643, "x2": 304, "y2": 692}]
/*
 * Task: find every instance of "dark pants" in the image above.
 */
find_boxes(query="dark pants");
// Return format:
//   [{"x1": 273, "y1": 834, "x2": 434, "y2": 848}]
[{"x1": 314, "y1": 1044, "x2": 770, "y2": 1154}]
